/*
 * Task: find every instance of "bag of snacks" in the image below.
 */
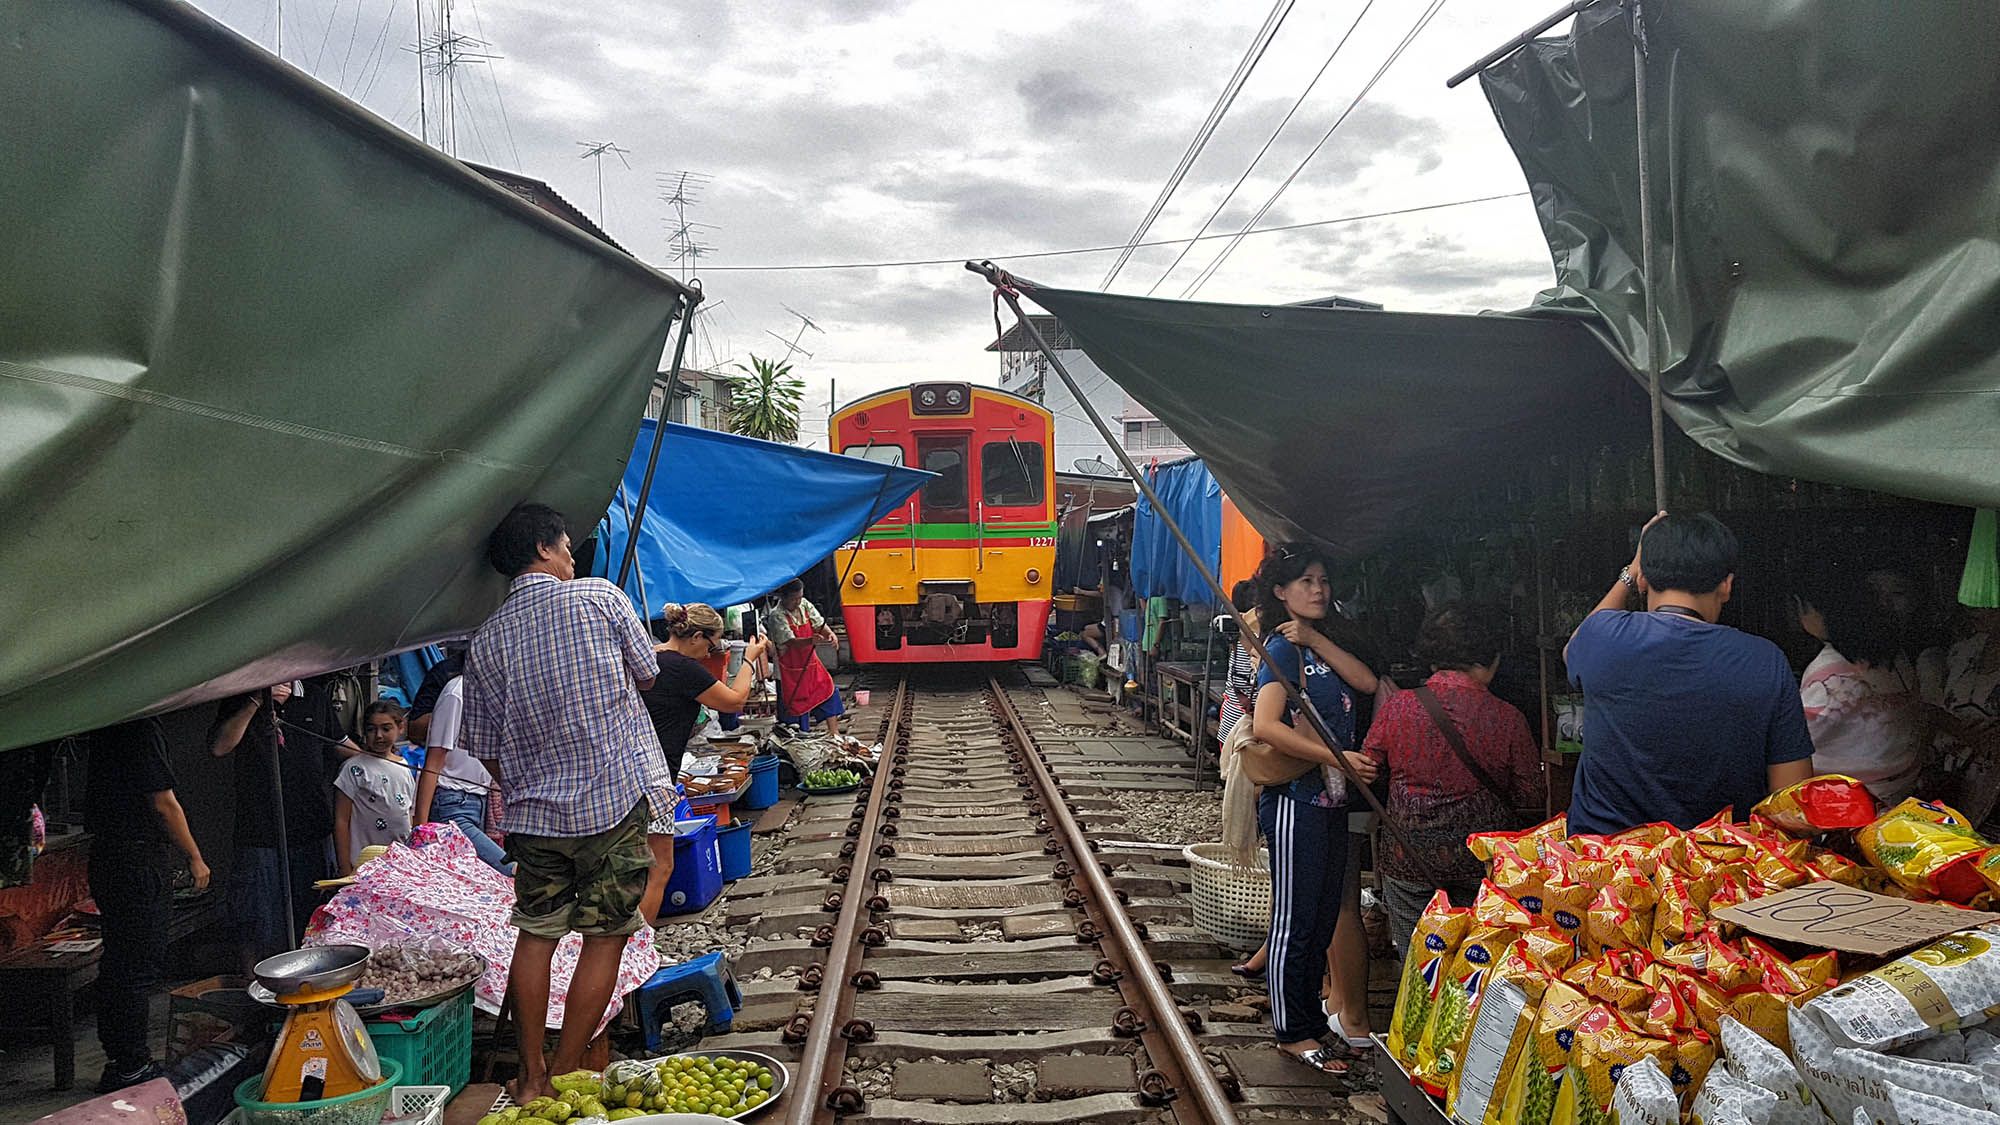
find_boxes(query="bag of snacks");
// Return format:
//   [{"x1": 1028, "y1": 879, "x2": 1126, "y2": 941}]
[
  {"x1": 1857, "y1": 797, "x2": 1991, "y2": 902},
  {"x1": 1469, "y1": 816, "x2": 1567, "y2": 865},
  {"x1": 1753, "y1": 775, "x2": 1877, "y2": 835},
  {"x1": 1492, "y1": 848, "x2": 1550, "y2": 918},
  {"x1": 1670, "y1": 1028, "x2": 1719, "y2": 1107},
  {"x1": 1789, "y1": 1005, "x2": 1997, "y2": 1125},
  {"x1": 1688, "y1": 1068, "x2": 1777, "y2": 1125},
  {"x1": 1717, "y1": 1016, "x2": 1819, "y2": 1125},
  {"x1": 1390, "y1": 891, "x2": 1473, "y2": 1064},
  {"x1": 1886, "y1": 1082, "x2": 2000, "y2": 1125},
  {"x1": 1416, "y1": 906, "x2": 1528, "y2": 1095},
  {"x1": 1806, "y1": 848, "x2": 1866, "y2": 886},
  {"x1": 1653, "y1": 870, "x2": 1712, "y2": 958},
  {"x1": 1806, "y1": 929, "x2": 2000, "y2": 1050},
  {"x1": 1550, "y1": 1005, "x2": 1677, "y2": 1125},
  {"x1": 1497, "y1": 981, "x2": 1595, "y2": 1125},
  {"x1": 1447, "y1": 973, "x2": 1537, "y2": 1125},
  {"x1": 1586, "y1": 871, "x2": 1655, "y2": 955},
  {"x1": 1606, "y1": 1056, "x2": 1679, "y2": 1125}
]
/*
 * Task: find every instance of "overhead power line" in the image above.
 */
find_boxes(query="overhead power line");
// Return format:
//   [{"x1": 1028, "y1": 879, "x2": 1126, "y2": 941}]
[
  {"x1": 693, "y1": 192, "x2": 1524, "y2": 272},
  {"x1": 1146, "y1": 0, "x2": 1378, "y2": 296},
  {"x1": 1098, "y1": 0, "x2": 1298, "y2": 290},
  {"x1": 1184, "y1": 0, "x2": 1454, "y2": 298}
]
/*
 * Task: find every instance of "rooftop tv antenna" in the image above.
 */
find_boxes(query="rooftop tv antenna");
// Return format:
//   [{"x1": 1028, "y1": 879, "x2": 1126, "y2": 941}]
[
  {"x1": 577, "y1": 140, "x2": 631, "y2": 225},
  {"x1": 406, "y1": 0, "x2": 497, "y2": 155},
  {"x1": 658, "y1": 170, "x2": 716, "y2": 282},
  {"x1": 769, "y1": 305, "x2": 824, "y2": 363}
]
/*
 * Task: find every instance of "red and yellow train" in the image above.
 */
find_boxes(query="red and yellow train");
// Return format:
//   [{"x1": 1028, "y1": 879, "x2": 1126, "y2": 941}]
[{"x1": 831, "y1": 383, "x2": 1055, "y2": 663}]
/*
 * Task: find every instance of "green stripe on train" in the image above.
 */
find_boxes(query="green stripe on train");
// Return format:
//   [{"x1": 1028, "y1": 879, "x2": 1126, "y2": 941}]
[{"x1": 860, "y1": 521, "x2": 1058, "y2": 541}]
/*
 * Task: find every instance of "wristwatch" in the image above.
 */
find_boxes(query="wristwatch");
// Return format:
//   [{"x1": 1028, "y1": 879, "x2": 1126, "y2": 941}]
[{"x1": 1619, "y1": 566, "x2": 1637, "y2": 590}]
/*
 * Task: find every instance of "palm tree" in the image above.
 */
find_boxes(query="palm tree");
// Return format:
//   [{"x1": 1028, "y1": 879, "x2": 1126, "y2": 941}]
[{"x1": 724, "y1": 355, "x2": 805, "y2": 443}]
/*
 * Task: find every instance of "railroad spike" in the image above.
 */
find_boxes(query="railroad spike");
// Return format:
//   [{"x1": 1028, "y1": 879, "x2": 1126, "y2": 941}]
[
  {"x1": 1091, "y1": 959, "x2": 1124, "y2": 984},
  {"x1": 1134, "y1": 922, "x2": 1150, "y2": 939},
  {"x1": 799, "y1": 964, "x2": 824, "y2": 989},
  {"x1": 860, "y1": 926, "x2": 889, "y2": 946},
  {"x1": 885, "y1": 807, "x2": 901, "y2": 819},
  {"x1": 823, "y1": 892, "x2": 844, "y2": 912},
  {"x1": 844, "y1": 822, "x2": 862, "y2": 838},
  {"x1": 1062, "y1": 887, "x2": 1086, "y2": 909},
  {"x1": 1043, "y1": 839, "x2": 1060, "y2": 855},
  {"x1": 1053, "y1": 861, "x2": 1074, "y2": 879},
  {"x1": 810, "y1": 925, "x2": 836, "y2": 948},
  {"x1": 851, "y1": 969, "x2": 881, "y2": 990},
  {"x1": 875, "y1": 845, "x2": 897, "y2": 859},
  {"x1": 1180, "y1": 1008, "x2": 1205, "y2": 1032},
  {"x1": 870, "y1": 867, "x2": 894, "y2": 883},
  {"x1": 827, "y1": 1085, "x2": 867, "y2": 1114},
  {"x1": 1114, "y1": 889, "x2": 1130, "y2": 904},
  {"x1": 1218, "y1": 1071, "x2": 1243, "y2": 1101},
  {"x1": 1138, "y1": 1070, "x2": 1178, "y2": 1106},
  {"x1": 881, "y1": 824, "x2": 900, "y2": 837},
  {"x1": 781, "y1": 1014, "x2": 812, "y2": 1043},
  {"x1": 1075, "y1": 921, "x2": 1101, "y2": 942},
  {"x1": 1154, "y1": 961, "x2": 1175, "y2": 982},
  {"x1": 834, "y1": 864, "x2": 853, "y2": 881},
  {"x1": 840, "y1": 1018, "x2": 877, "y2": 1042},
  {"x1": 867, "y1": 894, "x2": 890, "y2": 911},
  {"x1": 1112, "y1": 1006, "x2": 1147, "y2": 1037}
]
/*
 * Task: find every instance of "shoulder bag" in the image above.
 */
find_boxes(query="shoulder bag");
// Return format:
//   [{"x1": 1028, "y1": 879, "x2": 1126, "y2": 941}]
[{"x1": 1411, "y1": 685, "x2": 1530, "y2": 829}]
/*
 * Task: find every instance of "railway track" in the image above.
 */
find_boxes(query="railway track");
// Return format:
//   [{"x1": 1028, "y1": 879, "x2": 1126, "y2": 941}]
[{"x1": 700, "y1": 666, "x2": 1373, "y2": 1124}]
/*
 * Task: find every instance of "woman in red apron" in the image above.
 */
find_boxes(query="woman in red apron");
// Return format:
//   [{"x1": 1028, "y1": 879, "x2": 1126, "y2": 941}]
[{"x1": 767, "y1": 578, "x2": 845, "y2": 737}]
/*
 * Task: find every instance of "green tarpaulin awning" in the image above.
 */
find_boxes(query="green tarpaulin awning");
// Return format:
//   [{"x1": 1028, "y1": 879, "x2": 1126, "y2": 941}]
[
  {"x1": 1003, "y1": 283, "x2": 1644, "y2": 559},
  {"x1": 0, "y1": 0, "x2": 694, "y2": 749},
  {"x1": 1481, "y1": 0, "x2": 2000, "y2": 509}
]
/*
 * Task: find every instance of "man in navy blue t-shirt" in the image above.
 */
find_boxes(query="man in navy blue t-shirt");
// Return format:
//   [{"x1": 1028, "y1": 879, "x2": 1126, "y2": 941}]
[{"x1": 1564, "y1": 512, "x2": 1816, "y2": 836}]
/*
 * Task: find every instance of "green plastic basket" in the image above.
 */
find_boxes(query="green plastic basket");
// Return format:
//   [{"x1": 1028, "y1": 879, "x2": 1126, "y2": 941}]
[
  {"x1": 365, "y1": 992, "x2": 471, "y2": 1096},
  {"x1": 232, "y1": 1057, "x2": 402, "y2": 1125}
]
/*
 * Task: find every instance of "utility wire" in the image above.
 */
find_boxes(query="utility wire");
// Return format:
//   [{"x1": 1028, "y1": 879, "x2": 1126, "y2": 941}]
[
  {"x1": 696, "y1": 192, "x2": 1523, "y2": 272},
  {"x1": 1184, "y1": 0, "x2": 1453, "y2": 298},
  {"x1": 1099, "y1": 0, "x2": 1297, "y2": 290},
  {"x1": 1146, "y1": 0, "x2": 1377, "y2": 296}
]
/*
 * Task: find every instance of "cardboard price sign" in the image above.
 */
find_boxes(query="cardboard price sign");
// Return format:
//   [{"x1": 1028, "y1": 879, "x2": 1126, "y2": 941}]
[{"x1": 1713, "y1": 880, "x2": 1999, "y2": 957}]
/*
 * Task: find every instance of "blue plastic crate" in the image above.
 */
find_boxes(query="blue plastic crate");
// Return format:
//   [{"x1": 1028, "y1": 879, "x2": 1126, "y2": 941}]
[{"x1": 660, "y1": 816, "x2": 721, "y2": 916}]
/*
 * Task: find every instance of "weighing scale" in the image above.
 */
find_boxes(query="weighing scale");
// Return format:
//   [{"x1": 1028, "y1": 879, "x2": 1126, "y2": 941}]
[{"x1": 252, "y1": 945, "x2": 383, "y2": 1102}]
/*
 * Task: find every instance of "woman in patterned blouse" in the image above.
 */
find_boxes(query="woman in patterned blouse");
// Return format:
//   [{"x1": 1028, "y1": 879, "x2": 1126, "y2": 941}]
[{"x1": 1363, "y1": 602, "x2": 1539, "y2": 957}]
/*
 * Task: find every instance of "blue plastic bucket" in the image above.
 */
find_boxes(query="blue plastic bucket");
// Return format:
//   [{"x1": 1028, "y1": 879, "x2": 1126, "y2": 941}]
[
  {"x1": 717, "y1": 821, "x2": 752, "y2": 881},
  {"x1": 661, "y1": 816, "x2": 722, "y2": 916},
  {"x1": 739, "y1": 753, "x2": 780, "y2": 811}
]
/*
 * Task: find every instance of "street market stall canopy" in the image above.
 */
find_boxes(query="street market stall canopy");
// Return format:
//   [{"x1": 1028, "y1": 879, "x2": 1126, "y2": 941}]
[
  {"x1": 1131, "y1": 456, "x2": 1224, "y2": 606},
  {"x1": 0, "y1": 0, "x2": 695, "y2": 750},
  {"x1": 590, "y1": 420, "x2": 933, "y2": 614},
  {"x1": 1004, "y1": 282, "x2": 1645, "y2": 559},
  {"x1": 1479, "y1": 0, "x2": 2000, "y2": 513}
]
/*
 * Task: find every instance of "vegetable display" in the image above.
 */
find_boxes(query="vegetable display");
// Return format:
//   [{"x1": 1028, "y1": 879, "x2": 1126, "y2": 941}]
[
  {"x1": 477, "y1": 1057, "x2": 779, "y2": 1123},
  {"x1": 802, "y1": 768, "x2": 860, "y2": 790}
]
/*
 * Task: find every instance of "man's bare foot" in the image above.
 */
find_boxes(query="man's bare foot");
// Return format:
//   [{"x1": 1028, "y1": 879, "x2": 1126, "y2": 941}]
[{"x1": 507, "y1": 1075, "x2": 553, "y2": 1105}]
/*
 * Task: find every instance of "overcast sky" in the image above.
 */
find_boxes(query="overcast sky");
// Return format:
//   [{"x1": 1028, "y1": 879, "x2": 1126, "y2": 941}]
[{"x1": 194, "y1": 0, "x2": 1568, "y2": 445}]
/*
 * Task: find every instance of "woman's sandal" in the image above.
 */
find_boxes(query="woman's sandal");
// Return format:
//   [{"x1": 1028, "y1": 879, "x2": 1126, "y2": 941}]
[
  {"x1": 1280, "y1": 1045, "x2": 1350, "y2": 1076},
  {"x1": 1229, "y1": 962, "x2": 1267, "y2": 980}
]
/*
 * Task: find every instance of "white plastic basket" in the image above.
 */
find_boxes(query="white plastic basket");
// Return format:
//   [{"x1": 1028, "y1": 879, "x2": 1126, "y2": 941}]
[
  {"x1": 1182, "y1": 842, "x2": 1272, "y2": 953},
  {"x1": 387, "y1": 1085, "x2": 451, "y2": 1124}
]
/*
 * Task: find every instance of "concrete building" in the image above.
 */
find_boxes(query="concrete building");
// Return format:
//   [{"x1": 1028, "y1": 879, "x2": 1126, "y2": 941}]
[{"x1": 985, "y1": 315, "x2": 1127, "y2": 477}]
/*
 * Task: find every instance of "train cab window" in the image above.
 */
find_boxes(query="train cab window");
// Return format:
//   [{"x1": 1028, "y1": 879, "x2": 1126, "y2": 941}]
[
  {"x1": 916, "y1": 436, "x2": 969, "y2": 521},
  {"x1": 981, "y1": 440, "x2": 1044, "y2": 506},
  {"x1": 841, "y1": 444, "x2": 905, "y2": 467}
]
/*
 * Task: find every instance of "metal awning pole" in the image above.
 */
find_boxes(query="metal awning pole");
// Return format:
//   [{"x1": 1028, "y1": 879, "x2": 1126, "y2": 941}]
[
  {"x1": 1445, "y1": 0, "x2": 1606, "y2": 88},
  {"x1": 966, "y1": 260, "x2": 1444, "y2": 888},
  {"x1": 1631, "y1": 0, "x2": 1669, "y2": 512},
  {"x1": 618, "y1": 286, "x2": 704, "y2": 589}
]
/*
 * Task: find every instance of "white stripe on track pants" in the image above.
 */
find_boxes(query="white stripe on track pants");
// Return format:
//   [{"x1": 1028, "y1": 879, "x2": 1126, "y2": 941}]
[{"x1": 1258, "y1": 787, "x2": 1349, "y2": 1045}]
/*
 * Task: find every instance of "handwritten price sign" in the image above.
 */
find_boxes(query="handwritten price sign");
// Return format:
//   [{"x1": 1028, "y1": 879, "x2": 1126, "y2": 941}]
[{"x1": 1713, "y1": 880, "x2": 1998, "y2": 957}]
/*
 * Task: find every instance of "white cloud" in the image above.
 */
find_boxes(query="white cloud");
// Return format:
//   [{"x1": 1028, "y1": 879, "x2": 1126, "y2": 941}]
[{"x1": 196, "y1": 0, "x2": 1571, "y2": 420}]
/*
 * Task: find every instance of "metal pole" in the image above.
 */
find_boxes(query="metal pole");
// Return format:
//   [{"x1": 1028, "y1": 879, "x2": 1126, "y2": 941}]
[
  {"x1": 965, "y1": 261, "x2": 1443, "y2": 887},
  {"x1": 1631, "y1": 0, "x2": 1669, "y2": 513},
  {"x1": 618, "y1": 288, "x2": 703, "y2": 588},
  {"x1": 1445, "y1": 0, "x2": 1606, "y2": 88},
  {"x1": 267, "y1": 690, "x2": 298, "y2": 951}
]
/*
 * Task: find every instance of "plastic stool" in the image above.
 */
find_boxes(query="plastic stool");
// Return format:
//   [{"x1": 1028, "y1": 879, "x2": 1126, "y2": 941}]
[{"x1": 634, "y1": 952, "x2": 743, "y2": 1050}]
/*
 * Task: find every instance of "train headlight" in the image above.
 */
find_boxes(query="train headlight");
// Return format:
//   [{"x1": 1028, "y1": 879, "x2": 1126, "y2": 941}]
[
  {"x1": 1025, "y1": 568, "x2": 1042, "y2": 585},
  {"x1": 919, "y1": 389, "x2": 937, "y2": 406},
  {"x1": 851, "y1": 572, "x2": 866, "y2": 588},
  {"x1": 946, "y1": 388, "x2": 964, "y2": 407}
]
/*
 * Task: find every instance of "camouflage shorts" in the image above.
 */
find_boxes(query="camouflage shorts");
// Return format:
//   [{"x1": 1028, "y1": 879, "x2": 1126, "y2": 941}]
[{"x1": 506, "y1": 800, "x2": 652, "y2": 939}]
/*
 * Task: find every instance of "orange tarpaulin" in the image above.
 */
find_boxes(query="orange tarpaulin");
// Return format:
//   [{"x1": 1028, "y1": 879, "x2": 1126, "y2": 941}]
[{"x1": 1221, "y1": 496, "x2": 1264, "y2": 595}]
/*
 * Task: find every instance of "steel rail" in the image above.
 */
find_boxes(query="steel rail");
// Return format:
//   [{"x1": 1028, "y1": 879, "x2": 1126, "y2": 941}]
[
  {"x1": 782, "y1": 675, "x2": 910, "y2": 1125},
  {"x1": 986, "y1": 675, "x2": 1240, "y2": 1125}
]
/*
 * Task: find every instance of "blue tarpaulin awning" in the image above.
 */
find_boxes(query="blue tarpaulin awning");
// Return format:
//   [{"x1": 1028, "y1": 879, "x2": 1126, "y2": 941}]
[
  {"x1": 591, "y1": 420, "x2": 932, "y2": 615},
  {"x1": 1131, "y1": 457, "x2": 1222, "y2": 606}
]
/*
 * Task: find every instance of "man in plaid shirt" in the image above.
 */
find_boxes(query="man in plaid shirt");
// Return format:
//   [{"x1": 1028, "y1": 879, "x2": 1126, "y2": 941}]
[{"x1": 461, "y1": 502, "x2": 669, "y2": 1102}]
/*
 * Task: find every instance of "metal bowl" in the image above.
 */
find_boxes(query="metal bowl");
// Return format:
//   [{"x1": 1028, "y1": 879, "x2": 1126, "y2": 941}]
[
  {"x1": 656, "y1": 1049, "x2": 790, "y2": 1120},
  {"x1": 252, "y1": 944, "x2": 371, "y2": 997}
]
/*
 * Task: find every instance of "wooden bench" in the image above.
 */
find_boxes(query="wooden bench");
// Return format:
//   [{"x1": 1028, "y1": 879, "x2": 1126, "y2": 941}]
[{"x1": 0, "y1": 940, "x2": 103, "y2": 1090}]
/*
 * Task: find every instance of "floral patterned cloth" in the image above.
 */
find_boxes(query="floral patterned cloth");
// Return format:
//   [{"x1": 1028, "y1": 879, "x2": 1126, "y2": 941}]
[{"x1": 305, "y1": 821, "x2": 659, "y2": 1032}]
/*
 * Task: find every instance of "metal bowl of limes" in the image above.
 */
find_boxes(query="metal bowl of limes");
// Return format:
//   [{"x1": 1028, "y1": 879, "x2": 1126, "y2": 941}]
[{"x1": 650, "y1": 1050, "x2": 789, "y2": 1119}]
